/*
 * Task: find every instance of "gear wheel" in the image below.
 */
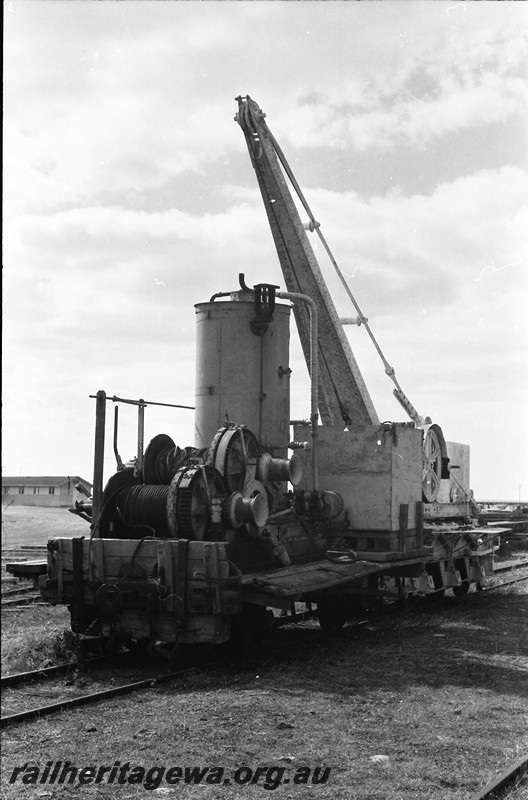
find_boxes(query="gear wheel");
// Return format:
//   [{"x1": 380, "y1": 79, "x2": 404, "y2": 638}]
[{"x1": 167, "y1": 465, "x2": 226, "y2": 540}]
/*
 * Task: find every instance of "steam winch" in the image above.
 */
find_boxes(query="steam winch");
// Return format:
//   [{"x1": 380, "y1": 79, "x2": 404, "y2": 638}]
[{"x1": 99, "y1": 421, "x2": 303, "y2": 542}]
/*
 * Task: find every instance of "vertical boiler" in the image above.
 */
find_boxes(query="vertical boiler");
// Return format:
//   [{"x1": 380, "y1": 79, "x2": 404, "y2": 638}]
[{"x1": 194, "y1": 295, "x2": 291, "y2": 456}]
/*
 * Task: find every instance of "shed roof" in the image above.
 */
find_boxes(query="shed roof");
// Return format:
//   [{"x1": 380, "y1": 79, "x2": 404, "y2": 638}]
[{"x1": 1, "y1": 476, "x2": 92, "y2": 488}]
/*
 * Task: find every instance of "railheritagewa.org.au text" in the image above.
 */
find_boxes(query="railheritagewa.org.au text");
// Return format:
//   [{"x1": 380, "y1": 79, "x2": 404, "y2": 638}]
[{"x1": 9, "y1": 761, "x2": 331, "y2": 791}]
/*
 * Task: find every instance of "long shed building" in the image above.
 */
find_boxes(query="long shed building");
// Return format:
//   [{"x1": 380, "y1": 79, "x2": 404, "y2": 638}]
[{"x1": 2, "y1": 476, "x2": 92, "y2": 508}]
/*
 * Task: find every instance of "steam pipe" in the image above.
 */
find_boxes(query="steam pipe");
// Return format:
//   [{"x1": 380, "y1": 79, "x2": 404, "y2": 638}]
[
  {"x1": 277, "y1": 291, "x2": 319, "y2": 490},
  {"x1": 136, "y1": 399, "x2": 145, "y2": 479}
]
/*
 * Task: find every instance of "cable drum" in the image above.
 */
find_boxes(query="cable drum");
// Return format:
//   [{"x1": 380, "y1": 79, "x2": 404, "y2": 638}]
[
  {"x1": 100, "y1": 469, "x2": 140, "y2": 537},
  {"x1": 101, "y1": 466, "x2": 227, "y2": 541},
  {"x1": 118, "y1": 484, "x2": 171, "y2": 538},
  {"x1": 143, "y1": 433, "x2": 206, "y2": 484}
]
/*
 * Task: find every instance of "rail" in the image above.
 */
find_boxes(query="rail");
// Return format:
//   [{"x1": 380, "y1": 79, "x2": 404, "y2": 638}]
[{"x1": 469, "y1": 753, "x2": 528, "y2": 800}]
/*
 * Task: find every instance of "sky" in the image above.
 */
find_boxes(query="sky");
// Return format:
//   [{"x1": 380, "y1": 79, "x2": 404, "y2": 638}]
[{"x1": 3, "y1": 0, "x2": 528, "y2": 501}]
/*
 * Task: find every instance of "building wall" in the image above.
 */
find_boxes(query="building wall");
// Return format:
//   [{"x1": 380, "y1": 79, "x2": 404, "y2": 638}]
[
  {"x1": 4, "y1": 493, "x2": 63, "y2": 508},
  {"x1": 2, "y1": 480, "x2": 91, "y2": 508}
]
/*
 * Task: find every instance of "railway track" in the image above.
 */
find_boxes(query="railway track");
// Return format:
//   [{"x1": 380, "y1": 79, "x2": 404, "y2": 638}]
[
  {"x1": 492, "y1": 558, "x2": 528, "y2": 573},
  {"x1": 0, "y1": 662, "x2": 214, "y2": 729},
  {"x1": 1, "y1": 546, "x2": 47, "y2": 557},
  {"x1": 1, "y1": 546, "x2": 45, "y2": 609},
  {"x1": 479, "y1": 558, "x2": 528, "y2": 593},
  {"x1": 1, "y1": 585, "x2": 39, "y2": 598},
  {"x1": 0, "y1": 624, "x2": 332, "y2": 729},
  {"x1": 1, "y1": 582, "x2": 42, "y2": 608},
  {"x1": 2, "y1": 597, "x2": 42, "y2": 608},
  {"x1": 0, "y1": 652, "x2": 130, "y2": 690},
  {"x1": 470, "y1": 753, "x2": 528, "y2": 800},
  {"x1": 482, "y1": 575, "x2": 528, "y2": 592}
]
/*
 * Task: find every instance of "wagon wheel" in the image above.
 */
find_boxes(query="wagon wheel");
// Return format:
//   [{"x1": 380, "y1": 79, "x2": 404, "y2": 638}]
[
  {"x1": 316, "y1": 595, "x2": 348, "y2": 633},
  {"x1": 452, "y1": 580, "x2": 470, "y2": 597},
  {"x1": 425, "y1": 563, "x2": 445, "y2": 602},
  {"x1": 229, "y1": 603, "x2": 273, "y2": 653},
  {"x1": 452, "y1": 560, "x2": 470, "y2": 597},
  {"x1": 422, "y1": 428, "x2": 442, "y2": 502}
]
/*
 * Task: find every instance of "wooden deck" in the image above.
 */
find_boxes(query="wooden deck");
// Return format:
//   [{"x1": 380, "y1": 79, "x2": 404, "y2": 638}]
[{"x1": 239, "y1": 557, "x2": 383, "y2": 601}]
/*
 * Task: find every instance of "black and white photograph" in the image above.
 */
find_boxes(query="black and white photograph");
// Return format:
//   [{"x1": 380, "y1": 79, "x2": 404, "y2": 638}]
[{"x1": 2, "y1": 1, "x2": 527, "y2": 798}]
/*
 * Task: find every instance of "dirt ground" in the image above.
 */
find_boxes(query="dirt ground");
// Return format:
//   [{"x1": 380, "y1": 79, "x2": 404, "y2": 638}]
[{"x1": 1, "y1": 509, "x2": 527, "y2": 800}]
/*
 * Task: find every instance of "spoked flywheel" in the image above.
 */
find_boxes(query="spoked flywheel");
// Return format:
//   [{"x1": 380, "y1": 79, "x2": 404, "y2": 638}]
[
  {"x1": 422, "y1": 427, "x2": 442, "y2": 502},
  {"x1": 206, "y1": 426, "x2": 260, "y2": 492}
]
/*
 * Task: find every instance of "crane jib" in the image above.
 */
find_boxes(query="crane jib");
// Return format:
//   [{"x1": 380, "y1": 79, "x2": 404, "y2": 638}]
[{"x1": 236, "y1": 95, "x2": 379, "y2": 429}]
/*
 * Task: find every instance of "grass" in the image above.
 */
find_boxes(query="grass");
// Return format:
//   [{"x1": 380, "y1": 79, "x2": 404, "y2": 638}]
[
  {"x1": 2, "y1": 503, "x2": 88, "y2": 548},
  {"x1": 1, "y1": 606, "x2": 76, "y2": 675}
]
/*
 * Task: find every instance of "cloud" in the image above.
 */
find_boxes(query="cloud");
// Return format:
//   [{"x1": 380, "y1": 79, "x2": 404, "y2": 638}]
[
  {"x1": 259, "y1": 165, "x2": 527, "y2": 319},
  {"x1": 279, "y1": 65, "x2": 527, "y2": 153},
  {"x1": 5, "y1": 0, "x2": 526, "y2": 221},
  {"x1": 2, "y1": 200, "x2": 277, "y2": 378},
  {"x1": 7, "y1": 162, "x2": 523, "y2": 372},
  {"x1": 273, "y1": 7, "x2": 528, "y2": 151}
]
